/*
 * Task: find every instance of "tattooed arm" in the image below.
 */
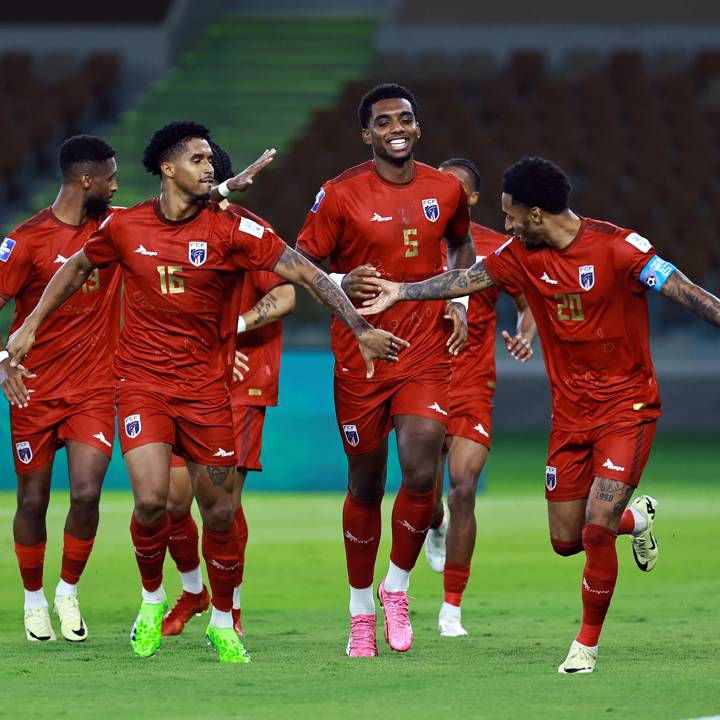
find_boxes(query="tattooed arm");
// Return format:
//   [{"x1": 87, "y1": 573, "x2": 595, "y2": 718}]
[
  {"x1": 660, "y1": 269, "x2": 720, "y2": 327},
  {"x1": 6, "y1": 249, "x2": 98, "y2": 364},
  {"x1": 239, "y1": 283, "x2": 295, "y2": 333}
]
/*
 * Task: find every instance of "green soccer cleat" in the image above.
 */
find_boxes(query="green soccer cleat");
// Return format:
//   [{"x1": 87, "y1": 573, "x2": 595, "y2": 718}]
[
  {"x1": 206, "y1": 624, "x2": 251, "y2": 664},
  {"x1": 130, "y1": 600, "x2": 167, "y2": 658},
  {"x1": 630, "y1": 495, "x2": 659, "y2": 572}
]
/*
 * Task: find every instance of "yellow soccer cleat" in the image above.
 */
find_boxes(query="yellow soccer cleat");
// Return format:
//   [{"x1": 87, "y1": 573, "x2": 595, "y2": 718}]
[
  {"x1": 54, "y1": 594, "x2": 88, "y2": 642},
  {"x1": 630, "y1": 495, "x2": 659, "y2": 572},
  {"x1": 24, "y1": 606, "x2": 57, "y2": 642}
]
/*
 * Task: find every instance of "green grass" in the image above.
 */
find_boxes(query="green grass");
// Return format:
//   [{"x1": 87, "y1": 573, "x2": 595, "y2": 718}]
[{"x1": 0, "y1": 436, "x2": 719, "y2": 720}]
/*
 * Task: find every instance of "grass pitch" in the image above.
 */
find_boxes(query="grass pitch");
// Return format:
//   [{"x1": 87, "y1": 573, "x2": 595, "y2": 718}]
[{"x1": 0, "y1": 434, "x2": 718, "y2": 720}]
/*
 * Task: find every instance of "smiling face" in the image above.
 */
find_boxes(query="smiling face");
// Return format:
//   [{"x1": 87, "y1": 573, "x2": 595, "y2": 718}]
[
  {"x1": 501, "y1": 192, "x2": 547, "y2": 248},
  {"x1": 362, "y1": 97, "x2": 420, "y2": 165},
  {"x1": 161, "y1": 137, "x2": 215, "y2": 200}
]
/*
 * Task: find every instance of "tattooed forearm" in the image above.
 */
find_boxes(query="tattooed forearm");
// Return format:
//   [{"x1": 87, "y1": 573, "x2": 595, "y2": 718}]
[
  {"x1": 399, "y1": 259, "x2": 495, "y2": 301},
  {"x1": 207, "y1": 466, "x2": 230, "y2": 486},
  {"x1": 661, "y1": 270, "x2": 720, "y2": 327}
]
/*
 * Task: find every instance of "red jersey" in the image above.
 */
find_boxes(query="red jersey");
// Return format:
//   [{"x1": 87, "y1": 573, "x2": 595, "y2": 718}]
[
  {"x1": 0, "y1": 208, "x2": 121, "y2": 399},
  {"x1": 485, "y1": 218, "x2": 661, "y2": 430},
  {"x1": 83, "y1": 199, "x2": 286, "y2": 399},
  {"x1": 297, "y1": 160, "x2": 469, "y2": 379}
]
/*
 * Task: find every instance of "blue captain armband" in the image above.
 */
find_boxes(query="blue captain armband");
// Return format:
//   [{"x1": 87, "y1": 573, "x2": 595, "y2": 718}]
[{"x1": 639, "y1": 255, "x2": 676, "y2": 291}]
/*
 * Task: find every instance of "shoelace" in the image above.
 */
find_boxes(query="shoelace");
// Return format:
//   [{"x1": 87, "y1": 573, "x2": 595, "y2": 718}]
[
  {"x1": 350, "y1": 616, "x2": 376, "y2": 652},
  {"x1": 385, "y1": 593, "x2": 410, "y2": 629}
]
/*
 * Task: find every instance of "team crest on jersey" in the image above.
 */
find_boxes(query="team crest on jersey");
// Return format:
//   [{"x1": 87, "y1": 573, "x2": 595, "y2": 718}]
[
  {"x1": 188, "y1": 242, "x2": 207, "y2": 267},
  {"x1": 545, "y1": 465, "x2": 557, "y2": 491},
  {"x1": 578, "y1": 265, "x2": 595, "y2": 291},
  {"x1": 343, "y1": 424, "x2": 360, "y2": 447},
  {"x1": 421, "y1": 198, "x2": 440, "y2": 222},
  {"x1": 15, "y1": 441, "x2": 32, "y2": 465},
  {"x1": 124, "y1": 414, "x2": 142, "y2": 439},
  {"x1": 0, "y1": 237, "x2": 16, "y2": 262}
]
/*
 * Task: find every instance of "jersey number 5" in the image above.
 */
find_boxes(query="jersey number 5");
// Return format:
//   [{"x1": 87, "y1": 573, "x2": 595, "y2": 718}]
[
  {"x1": 403, "y1": 228, "x2": 418, "y2": 258},
  {"x1": 554, "y1": 293, "x2": 584, "y2": 321},
  {"x1": 157, "y1": 265, "x2": 185, "y2": 294}
]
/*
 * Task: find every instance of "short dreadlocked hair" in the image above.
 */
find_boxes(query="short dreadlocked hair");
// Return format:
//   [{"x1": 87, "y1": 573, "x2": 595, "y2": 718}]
[
  {"x1": 439, "y1": 157, "x2": 482, "y2": 193},
  {"x1": 142, "y1": 121, "x2": 211, "y2": 176},
  {"x1": 357, "y1": 83, "x2": 418, "y2": 129},
  {"x1": 502, "y1": 157, "x2": 571, "y2": 214},
  {"x1": 59, "y1": 135, "x2": 116, "y2": 179},
  {"x1": 209, "y1": 141, "x2": 234, "y2": 183}
]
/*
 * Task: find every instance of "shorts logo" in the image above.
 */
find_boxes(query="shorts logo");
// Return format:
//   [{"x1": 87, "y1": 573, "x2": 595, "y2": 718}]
[
  {"x1": 188, "y1": 242, "x2": 207, "y2": 267},
  {"x1": 124, "y1": 414, "x2": 142, "y2": 439},
  {"x1": 545, "y1": 465, "x2": 557, "y2": 491},
  {"x1": 422, "y1": 198, "x2": 440, "y2": 223},
  {"x1": 473, "y1": 422, "x2": 489, "y2": 438},
  {"x1": 15, "y1": 441, "x2": 32, "y2": 464},
  {"x1": 0, "y1": 237, "x2": 16, "y2": 262},
  {"x1": 342, "y1": 424, "x2": 360, "y2": 447},
  {"x1": 602, "y1": 457, "x2": 625, "y2": 472},
  {"x1": 578, "y1": 265, "x2": 595, "y2": 291}
]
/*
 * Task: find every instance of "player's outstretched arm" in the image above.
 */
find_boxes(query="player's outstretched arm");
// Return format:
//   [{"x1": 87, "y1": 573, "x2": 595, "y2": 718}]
[
  {"x1": 660, "y1": 270, "x2": 720, "y2": 327},
  {"x1": 210, "y1": 148, "x2": 276, "y2": 200},
  {"x1": 359, "y1": 257, "x2": 495, "y2": 315},
  {"x1": 272, "y1": 246, "x2": 410, "y2": 377},
  {"x1": 238, "y1": 283, "x2": 295, "y2": 334},
  {"x1": 6, "y1": 249, "x2": 98, "y2": 365}
]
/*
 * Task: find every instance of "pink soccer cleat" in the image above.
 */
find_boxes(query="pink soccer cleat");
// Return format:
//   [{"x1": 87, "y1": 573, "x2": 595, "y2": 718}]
[
  {"x1": 346, "y1": 614, "x2": 378, "y2": 657},
  {"x1": 377, "y1": 580, "x2": 413, "y2": 652}
]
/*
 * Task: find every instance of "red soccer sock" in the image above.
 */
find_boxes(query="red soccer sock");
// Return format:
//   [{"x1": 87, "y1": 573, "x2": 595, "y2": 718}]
[
  {"x1": 60, "y1": 532, "x2": 96, "y2": 585},
  {"x1": 129, "y1": 513, "x2": 170, "y2": 592},
  {"x1": 202, "y1": 525, "x2": 239, "y2": 612},
  {"x1": 167, "y1": 512, "x2": 200, "y2": 573},
  {"x1": 577, "y1": 523, "x2": 618, "y2": 647},
  {"x1": 15, "y1": 541, "x2": 46, "y2": 591},
  {"x1": 233, "y1": 507, "x2": 249, "y2": 587},
  {"x1": 342, "y1": 491, "x2": 382, "y2": 589},
  {"x1": 389, "y1": 485, "x2": 435, "y2": 572},
  {"x1": 443, "y1": 561, "x2": 471, "y2": 607},
  {"x1": 617, "y1": 509, "x2": 635, "y2": 535}
]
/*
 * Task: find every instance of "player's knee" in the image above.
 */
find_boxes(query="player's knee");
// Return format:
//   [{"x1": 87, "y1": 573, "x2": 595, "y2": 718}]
[
  {"x1": 581, "y1": 523, "x2": 616, "y2": 551},
  {"x1": 200, "y1": 504, "x2": 233, "y2": 531},
  {"x1": 400, "y1": 462, "x2": 435, "y2": 493},
  {"x1": 69, "y1": 482, "x2": 102, "y2": 513},
  {"x1": 448, "y1": 482, "x2": 476, "y2": 512},
  {"x1": 550, "y1": 537, "x2": 583, "y2": 556},
  {"x1": 17, "y1": 489, "x2": 50, "y2": 519},
  {"x1": 134, "y1": 494, "x2": 167, "y2": 522},
  {"x1": 166, "y1": 495, "x2": 193, "y2": 517}
]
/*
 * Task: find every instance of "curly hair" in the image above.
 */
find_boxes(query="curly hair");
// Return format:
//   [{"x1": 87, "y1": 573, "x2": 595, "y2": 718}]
[
  {"x1": 59, "y1": 135, "x2": 115, "y2": 178},
  {"x1": 142, "y1": 120, "x2": 211, "y2": 176},
  {"x1": 439, "y1": 157, "x2": 482, "y2": 193},
  {"x1": 357, "y1": 83, "x2": 418, "y2": 129},
  {"x1": 502, "y1": 156, "x2": 571, "y2": 214},
  {"x1": 209, "y1": 141, "x2": 234, "y2": 183}
]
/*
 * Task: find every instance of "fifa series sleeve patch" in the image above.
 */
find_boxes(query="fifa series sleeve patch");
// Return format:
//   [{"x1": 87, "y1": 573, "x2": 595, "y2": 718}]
[
  {"x1": 239, "y1": 217, "x2": 264, "y2": 239},
  {"x1": 624, "y1": 232, "x2": 652, "y2": 253},
  {"x1": 639, "y1": 254, "x2": 676, "y2": 291},
  {"x1": 0, "y1": 237, "x2": 16, "y2": 262},
  {"x1": 494, "y1": 237, "x2": 513, "y2": 255},
  {"x1": 310, "y1": 187, "x2": 325, "y2": 213}
]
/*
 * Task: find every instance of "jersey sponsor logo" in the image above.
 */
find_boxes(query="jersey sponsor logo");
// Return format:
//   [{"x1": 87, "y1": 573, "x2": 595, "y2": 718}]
[
  {"x1": 495, "y1": 237, "x2": 513, "y2": 255},
  {"x1": 342, "y1": 423, "x2": 360, "y2": 447},
  {"x1": 578, "y1": 264, "x2": 595, "y2": 291},
  {"x1": 134, "y1": 245, "x2": 157, "y2": 256},
  {"x1": 540, "y1": 271, "x2": 558, "y2": 285},
  {"x1": 624, "y1": 232, "x2": 652, "y2": 253},
  {"x1": 124, "y1": 414, "x2": 141, "y2": 439},
  {"x1": 188, "y1": 241, "x2": 207, "y2": 267},
  {"x1": 427, "y1": 401, "x2": 448, "y2": 416},
  {"x1": 54, "y1": 254, "x2": 68, "y2": 264},
  {"x1": 0, "y1": 237, "x2": 16, "y2": 262},
  {"x1": 545, "y1": 465, "x2": 557, "y2": 491},
  {"x1": 639, "y1": 254, "x2": 676, "y2": 292},
  {"x1": 213, "y1": 447, "x2": 234, "y2": 458},
  {"x1": 310, "y1": 187, "x2": 325, "y2": 214},
  {"x1": 239, "y1": 216, "x2": 265, "y2": 239},
  {"x1": 15, "y1": 441, "x2": 32, "y2": 465},
  {"x1": 602, "y1": 457, "x2": 625, "y2": 472},
  {"x1": 473, "y1": 422, "x2": 489, "y2": 438},
  {"x1": 422, "y1": 198, "x2": 440, "y2": 222},
  {"x1": 370, "y1": 212, "x2": 392, "y2": 222},
  {"x1": 93, "y1": 432, "x2": 112, "y2": 448}
]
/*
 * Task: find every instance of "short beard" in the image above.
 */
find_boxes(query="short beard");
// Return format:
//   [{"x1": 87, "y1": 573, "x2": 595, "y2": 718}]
[
  {"x1": 85, "y1": 196, "x2": 110, "y2": 218},
  {"x1": 190, "y1": 191, "x2": 211, "y2": 202}
]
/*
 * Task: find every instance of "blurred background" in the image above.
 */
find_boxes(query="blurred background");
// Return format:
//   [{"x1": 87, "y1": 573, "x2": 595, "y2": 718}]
[{"x1": 0, "y1": 0, "x2": 717, "y2": 491}]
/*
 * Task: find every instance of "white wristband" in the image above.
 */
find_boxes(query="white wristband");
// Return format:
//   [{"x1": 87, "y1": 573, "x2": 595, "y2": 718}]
[
  {"x1": 0, "y1": 350, "x2": 8, "y2": 362},
  {"x1": 453, "y1": 296, "x2": 469, "y2": 309},
  {"x1": 329, "y1": 273, "x2": 346, "y2": 287},
  {"x1": 237, "y1": 315, "x2": 246, "y2": 334},
  {"x1": 217, "y1": 180, "x2": 231, "y2": 198}
]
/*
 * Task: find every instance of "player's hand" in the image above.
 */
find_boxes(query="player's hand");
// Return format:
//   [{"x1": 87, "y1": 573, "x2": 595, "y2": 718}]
[
  {"x1": 357, "y1": 278, "x2": 402, "y2": 315},
  {"x1": 0, "y1": 356, "x2": 36, "y2": 408},
  {"x1": 226, "y1": 149, "x2": 276, "y2": 193},
  {"x1": 358, "y1": 328, "x2": 410, "y2": 379},
  {"x1": 7, "y1": 323, "x2": 36, "y2": 367},
  {"x1": 444, "y1": 301, "x2": 468, "y2": 355},
  {"x1": 501, "y1": 330, "x2": 533, "y2": 362},
  {"x1": 232, "y1": 351, "x2": 250, "y2": 382},
  {"x1": 341, "y1": 264, "x2": 381, "y2": 300}
]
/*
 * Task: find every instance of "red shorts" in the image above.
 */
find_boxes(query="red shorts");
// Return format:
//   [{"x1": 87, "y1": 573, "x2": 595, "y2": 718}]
[
  {"x1": 170, "y1": 453, "x2": 186, "y2": 469},
  {"x1": 231, "y1": 403, "x2": 266, "y2": 471},
  {"x1": 334, "y1": 362, "x2": 451, "y2": 455},
  {"x1": 10, "y1": 389, "x2": 115, "y2": 474},
  {"x1": 545, "y1": 418, "x2": 657, "y2": 501},
  {"x1": 446, "y1": 383, "x2": 494, "y2": 449},
  {"x1": 117, "y1": 387, "x2": 236, "y2": 467}
]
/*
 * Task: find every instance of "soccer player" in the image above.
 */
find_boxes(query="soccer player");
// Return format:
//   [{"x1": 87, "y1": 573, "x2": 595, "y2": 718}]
[
  {"x1": 296, "y1": 84, "x2": 476, "y2": 656},
  {"x1": 163, "y1": 142, "x2": 295, "y2": 639},
  {"x1": 357, "y1": 156, "x2": 720, "y2": 672},
  {"x1": 0, "y1": 135, "x2": 120, "y2": 643},
  {"x1": 6, "y1": 121, "x2": 406, "y2": 664},
  {"x1": 422, "y1": 158, "x2": 536, "y2": 637}
]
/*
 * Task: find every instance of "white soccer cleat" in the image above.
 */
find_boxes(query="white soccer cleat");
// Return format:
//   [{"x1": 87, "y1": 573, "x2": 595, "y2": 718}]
[
  {"x1": 425, "y1": 500, "x2": 449, "y2": 573},
  {"x1": 630, "y1": 495, "x2": 659, "y2": 572},
  {"x1": 558, "y1": 640, "x2": 598, "y2": 674},
  {"x1": 24, "y1": 606, "x2": 57, "y2": 642},
  {"x1": 54, "y1": 594, "x2": 88, "y2": 642},
  {"x1": 438, "y1": 604, "x2": 468, "y2": 637}
]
